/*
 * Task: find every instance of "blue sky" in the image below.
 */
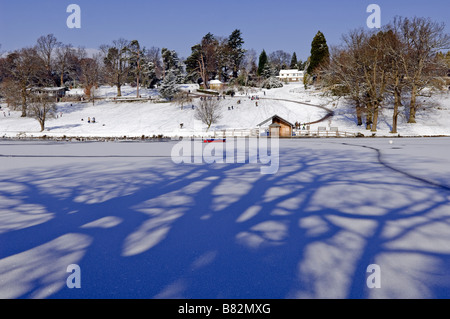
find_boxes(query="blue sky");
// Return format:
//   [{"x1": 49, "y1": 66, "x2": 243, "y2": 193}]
[{"x1": 0, "y1": 0, "x2": 449, "y2": 60}]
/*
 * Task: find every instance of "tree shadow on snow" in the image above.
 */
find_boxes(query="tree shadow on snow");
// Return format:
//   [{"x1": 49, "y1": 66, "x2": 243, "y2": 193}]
[{"x1": 0, "y1": 143, "x2": 449, "y2": 299}]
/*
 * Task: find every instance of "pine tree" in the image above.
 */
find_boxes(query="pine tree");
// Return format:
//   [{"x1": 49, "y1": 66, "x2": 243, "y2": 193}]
[
  {"x1": 159, "y1": 69, "x2": 179, "y2": 100},
  {"x1": 262, "y1": 63, "x2": 274, "y2": 79},
  {"x1": 161, "y1": 48, "x2": 181, "y2": 75},
  {"x1": 227, "y1": 29, "x2": 246, "y2": 78},
  {"x1": 307, "y1": 31, "x2": 330, "y2": 75},
  {"x1": 290, "y1": 52, "x2": 298, "y2": 69},
  {"x1": 257, "y1": 50, "x2": 268, "y2": 77}
]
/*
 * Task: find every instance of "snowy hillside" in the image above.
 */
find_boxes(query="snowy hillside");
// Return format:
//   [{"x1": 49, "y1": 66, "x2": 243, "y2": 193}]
[{"x1": 1, "y1": 84, "x2": 449, "y2": 138}]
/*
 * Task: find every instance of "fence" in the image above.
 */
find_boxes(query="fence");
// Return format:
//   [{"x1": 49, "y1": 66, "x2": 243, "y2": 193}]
[
  {"x1": 293, "y1": 127, "x2": 357, "y2": 138},
  {"x1": 212, "y1": 128, "x2": 259, "y2": 138}
]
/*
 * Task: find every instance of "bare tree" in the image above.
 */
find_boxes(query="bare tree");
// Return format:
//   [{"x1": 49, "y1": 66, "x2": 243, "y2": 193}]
[
  {"x1": 28, "y1": 94, "x2": 57, "y2": 132},
  {"x1": 383, "y1": 27, "x2": 408, "y2": 134},
  {"x1": 323, "y1": 30, "x2": 367, "y2": 126},
  {"x1": 174, "y1": 91, "x2": 193, "y2": 110},
  {"x1": 2, "y1": 48, "x2": 46, "y2": 117},
  {"x1": 195, "y1": 97, "x2": 222, "y2": 131},
  {"x1": 243, "y1": 49, "x2": 258, "y2": 74},
  {"x1": 393, "y1": 17, "x2": 450, "y2": 123},
  {"x1": 35, "y1": 34, "x2": 61, "y2": 84},
  {"x1": 55, "y1": 44, "x2": 75, "y2": 86},
  {"x1": 79, "y1": 54, "x2": 101, "y2": 100},
  {"x1": 145, "y1": 46, "x2": 163, "y2": 80},
  {"x1": 269, "y1": 50, "x2": 292, "y2": 71},
  {"x1": 101, "y1": 38, "x2": 131, "y2": 97},
  {"x1": 0, "y1": 78, "x2": 21, "y2": 109}
]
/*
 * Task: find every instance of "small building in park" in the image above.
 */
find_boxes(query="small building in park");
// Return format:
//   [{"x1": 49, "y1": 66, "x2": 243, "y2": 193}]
[
  {"x1": 208, "y1": 79, "x2": 225, "y2": 91},
  {"x1": 278, "y1": 69, "x2": 304, "y2": 83},
  {"x1": 30, "y1": 87, "x2": 67, "y2": 100},
  {"x1": 257, "y1": 115, "x2": 294, "y2": 137}
]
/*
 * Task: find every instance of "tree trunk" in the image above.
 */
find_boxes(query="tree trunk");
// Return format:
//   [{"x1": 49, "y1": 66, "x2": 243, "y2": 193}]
[
  {"x1": 392, "y1": 105, "x2": 398, "y2": 134},
  {"x1": 391, "y1": 87, "x2": 401, "y2": 134},
  {"x1": 21, "y1": 90, "x2": 27, "y2": 117},
  {"x1": 40, "y1": 121, "x2": 45, "y2": 132},
  {"x1": 117, "y1": 84, "x2": 122, "y2": 97},
  {"x1": 365, "y1": 103, "x2": 372, "y2": 130},
  {"x1": 355, "y1": 99, "x2": 363, "y2": 126},
  {"x1": 408, "y1": 85, "x2": 417, "y2": 123},
  {"x1": 371, "y1": 103, "x2": 379, "y2": 132},
  {"x1": 136, "y1": 54, "x2": 140, "y2": 98}
]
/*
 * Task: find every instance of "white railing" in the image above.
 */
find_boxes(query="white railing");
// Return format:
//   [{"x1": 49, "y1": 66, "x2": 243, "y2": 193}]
[
  {"x1": 293, "y1": 129, "x2": 357, "y2": 137},
  {"x1": 212, "y1": 128, "x2": 259, "y2": 138}
]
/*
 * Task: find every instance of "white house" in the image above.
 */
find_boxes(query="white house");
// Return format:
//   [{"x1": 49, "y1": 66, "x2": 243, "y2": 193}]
[{"x1": 278, "y1": 70, "x2": 304, "y2": 83}]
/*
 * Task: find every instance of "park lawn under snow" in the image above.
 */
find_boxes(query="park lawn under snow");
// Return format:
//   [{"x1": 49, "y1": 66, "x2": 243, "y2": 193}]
[
  {"x1": 0, "y1": 138, "x2": 449, "y2": 299},
  {"x1": 1, "y1": 84, "x2": 449, "y2": 138}
]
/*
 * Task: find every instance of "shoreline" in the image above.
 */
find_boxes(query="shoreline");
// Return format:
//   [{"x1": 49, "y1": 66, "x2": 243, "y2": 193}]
[{"x1": 1, "y1": 134, "x2": 449, "y2": 143}]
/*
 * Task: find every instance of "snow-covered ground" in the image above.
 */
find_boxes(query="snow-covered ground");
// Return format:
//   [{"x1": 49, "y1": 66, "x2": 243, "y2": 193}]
[
  {"x1": 1, "y1": 84, "x2": 449, "y2": 138},
  {"x1": 0, "y1": 138, "x2": 449, "y2": 299}
]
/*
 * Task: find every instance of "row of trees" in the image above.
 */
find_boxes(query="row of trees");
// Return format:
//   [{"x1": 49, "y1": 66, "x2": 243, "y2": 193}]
[
  {"x1": 315, "y1": 17, "x2": 450, "y2": 133},
  {"x1": 0, "y1": 29, "x2": 309, "y2": 110},
  {"x1": 2, "y1": 18, "x2": 447, "y2": 132},
  {"x1": 184, "y1": 30, "x2": 305, "y2": 90},
  {"x1": 0, "y1": 34, "x2": 104, "y2": 117}
]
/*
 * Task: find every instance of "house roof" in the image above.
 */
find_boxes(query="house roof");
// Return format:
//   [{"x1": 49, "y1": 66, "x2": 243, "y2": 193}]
[
  {"x1": 30, "y1": 87, "x2": 66, "y2": 92},
  {"x1": 279, "y1": 70, "x2": 304, "y2": 75},
  {"x1": 257, "y1": 115, "x2": 294, "y2": 128},
  {"x1": 209, "y1": 80, "x2": 223, "y2": 84}
]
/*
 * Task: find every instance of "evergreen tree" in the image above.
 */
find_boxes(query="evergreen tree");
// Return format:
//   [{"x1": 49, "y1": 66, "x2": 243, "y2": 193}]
[
  {"x1": 140, "y1": 60, "x2": 157, "y2": 88},
  {"x1": 161, "y1": 48, "x2": 185, "y2": 84},
  {"x1": 226, "y1": 29, "x2": 246, "y2": 78},
  {"x1": 161, "y1": 48, "x2": 180, "y2": 75},
  {"x1": 290, "y1": 52, "x2": 298, "y2": 69},
  {"x1": 307, "y1": 31, "x2": 330, "y2": 75},
  {"x1": 262, "y1": 63, "x2": 274, "y2": 79},
  {"x1": 185, "y1": 44, "x2": 203, "y2": 84},
  {"x1": 159, "y1": 69, "x2": 179, "y2": 100},
  {"x1": 298, "y1": 59, "x2": 305, "y2": 70},
  {"x1": 185, "y1": 33, "x2": 219, "y2": 87},
  {"x1": 257, "y1": 50, "x2": 268, "y2": 77}
]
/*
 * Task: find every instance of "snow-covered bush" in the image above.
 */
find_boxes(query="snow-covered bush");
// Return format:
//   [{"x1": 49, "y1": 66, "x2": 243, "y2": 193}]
[{"x1": 262, "y1": 77, "x2": 284, "y2": 89}]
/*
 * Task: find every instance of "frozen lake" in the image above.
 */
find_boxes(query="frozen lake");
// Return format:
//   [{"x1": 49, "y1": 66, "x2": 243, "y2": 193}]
[{"x1": 0, "y1": 137, "x2": 449, "y2": 299}]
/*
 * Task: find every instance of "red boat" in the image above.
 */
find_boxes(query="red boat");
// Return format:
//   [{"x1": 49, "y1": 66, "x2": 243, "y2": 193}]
[{"x1": 203, "y1": 138, "x2": 226, "y2": 143}]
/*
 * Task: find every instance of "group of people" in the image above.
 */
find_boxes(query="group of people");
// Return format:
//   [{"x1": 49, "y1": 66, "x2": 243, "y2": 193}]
[
  {"x1": 1, "y1": 106, "x2": 10, "y2": 117},
  {"x1": 82, "y1": 117, "x2": 96, "y2": 123},
  {"x1": 295, "y1": 121, "x2": 307, "y2": 130},
  {"x1": 199, "y1": 95, "x2": 227, "y2": 101}
]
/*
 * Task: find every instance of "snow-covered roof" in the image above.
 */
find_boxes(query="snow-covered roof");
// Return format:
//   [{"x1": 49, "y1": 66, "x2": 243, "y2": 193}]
[
  {"x1": 279, "y1": 70, "x2": 304, "y2": 75},
  {"x1": 257, "y1": 115, "x2": 294, "y2": 127},
  {"x1": 209, "y1": 80, "x2": 223, "y2": 84},
  {"x1": 31, "y1": 87, "x2": 66, "y2": 92}
]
